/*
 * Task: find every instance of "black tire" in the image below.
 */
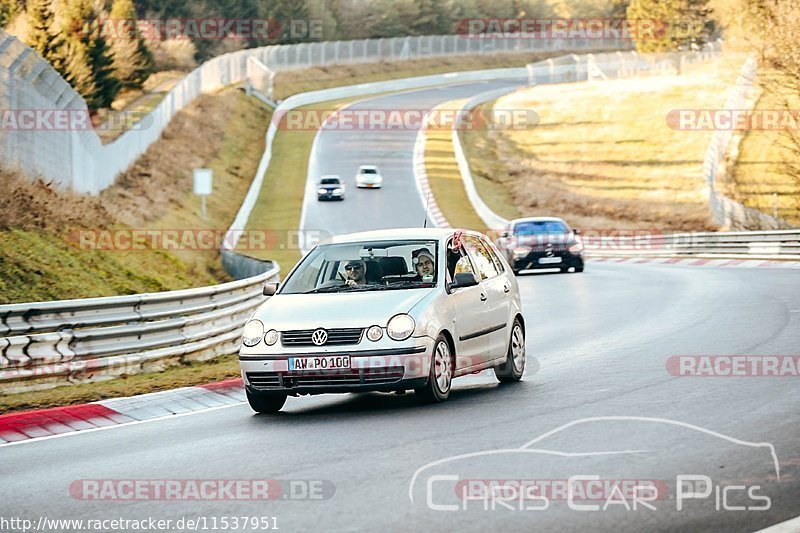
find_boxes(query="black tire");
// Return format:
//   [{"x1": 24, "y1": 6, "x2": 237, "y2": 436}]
[
  {"x1": 495, "y1": 318, "x2": 525, "y2": 383},
  {"x1": 246, "y1": 390, "x2": 287, "y2": 413},
  {"x1": 417, "y1": 334, "x2": 453, "y2": 403}
]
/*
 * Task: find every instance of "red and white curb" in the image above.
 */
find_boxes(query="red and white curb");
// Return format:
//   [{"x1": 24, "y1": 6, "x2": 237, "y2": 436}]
[
  {"x1": 0, "y1": 378, "x2": 245, "y2": 446},
  {"x1": 590, "y1": 257, "x2": 800, "y2": 269},
  {"x1": 412, "y1": 126, "x2": 450, "y2": 229}
]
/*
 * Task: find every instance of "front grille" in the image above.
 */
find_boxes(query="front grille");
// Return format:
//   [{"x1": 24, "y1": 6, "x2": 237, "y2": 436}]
[
  {"x1": 246, "y1": 367, "x2": 405, "y2": 390},
  {"x1": 281, "y1": 328, "x2": 364, "y2": 346}
]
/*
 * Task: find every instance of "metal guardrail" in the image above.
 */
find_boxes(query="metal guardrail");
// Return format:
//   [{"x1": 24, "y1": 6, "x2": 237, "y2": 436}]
[
  {"x1": 0, "y1": 261, "x2": 279, "y2": 394},
  {"x1": 583, "y1": 230, "x2": 800, "y2": 260}
]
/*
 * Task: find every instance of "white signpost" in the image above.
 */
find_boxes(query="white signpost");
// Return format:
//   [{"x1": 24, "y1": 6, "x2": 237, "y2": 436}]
[{"x1": 193, "y1": 168, "x2": 213, "y2": 220}]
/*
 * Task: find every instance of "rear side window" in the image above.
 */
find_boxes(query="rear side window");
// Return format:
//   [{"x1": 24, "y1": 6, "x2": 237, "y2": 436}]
[
  {"x1": 465, "y1": 236, "x2": 499, "y2": 280},
  {"x1": 482, "y1": 238, "x2": 506, "y2": 273}
]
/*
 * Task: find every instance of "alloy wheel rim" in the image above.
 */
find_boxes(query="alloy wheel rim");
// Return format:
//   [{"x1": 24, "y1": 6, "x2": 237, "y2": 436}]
[
  {"x1": 511, "y1": 325, "x2": 525, "y2": 372},
  {"x1": 435, "y1": 341, "x2": 452, "y2": 392}
]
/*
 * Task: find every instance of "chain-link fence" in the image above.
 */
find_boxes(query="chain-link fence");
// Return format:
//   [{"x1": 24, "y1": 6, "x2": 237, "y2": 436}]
[
  {"x1": 525, "y1": 41, "x2": 721, "y2": 85},
  {"x1": 703, "y1": 58, "x2": 792, "y2": 229},
  {"x1": 0, "y1": 30, "x2": 629, "y2": 195}
]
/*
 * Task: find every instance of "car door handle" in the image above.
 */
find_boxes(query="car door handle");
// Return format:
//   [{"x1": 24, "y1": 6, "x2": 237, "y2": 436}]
[
  {"x1": 480, "y1": 293, "x2": 487, "y2": 302},
  {"x1": 503, "y1": 285, "x2": 510, "y2": 293}
]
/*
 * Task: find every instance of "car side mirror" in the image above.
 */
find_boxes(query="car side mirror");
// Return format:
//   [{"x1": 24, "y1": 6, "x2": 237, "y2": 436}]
[
  {"x1": 448, "y1": 272, "x2": 479, "y2": 291},
  {"x1": 500, "y1": 231, "x2": 510, "y2": 239},
  {"x1": 573, "y1": 229, "x2": 581, "y2": 235},
  {"x1": 263, "y1": 282, "x2": 280, "y2": 296}
]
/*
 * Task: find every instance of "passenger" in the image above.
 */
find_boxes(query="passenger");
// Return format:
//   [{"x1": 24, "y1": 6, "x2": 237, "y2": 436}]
[{"x1": 411, "y1": 248, "x2": 436, "y2": 282}]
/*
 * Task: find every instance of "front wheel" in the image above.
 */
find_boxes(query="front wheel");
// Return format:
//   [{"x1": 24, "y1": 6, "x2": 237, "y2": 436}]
[
  {"x1": 495, "y1": 319, "x2": 525, "y2": 382},
  {"x1": 246, "y1": 390, "x2": 287, "y2": 413},
  {"x1": 417, "y1": 335, "x2": 453, "y2": 403}
]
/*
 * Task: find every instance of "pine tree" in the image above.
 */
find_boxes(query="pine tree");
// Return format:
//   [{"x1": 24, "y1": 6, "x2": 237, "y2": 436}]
[
  {"x1": 411, "y1": 0, "x2": 450, "y2": 35},
  {"x1": 24, "y1": 0, "x2": 68, "y2": 74},
  {"x1": 627, "y1": 0, "x2": 714, "y2": 53},
  {"x1": 62, "y1": 0, "x2": 120, "y2": 109},
  {"x1": 0, "y1": 0, "x2": 20, "y2": 28},
  {"x1": 109, "y1": 0, "x2": 153, "y2": 88}
]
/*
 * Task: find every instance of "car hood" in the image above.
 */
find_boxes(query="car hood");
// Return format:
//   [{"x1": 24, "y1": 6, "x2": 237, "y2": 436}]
[
  {"x1": 253, "y1": 289, "x2": 434, "y2": 330},
  {"x1": 515, "y1": 233, "x2": 576, "y2": 247}
]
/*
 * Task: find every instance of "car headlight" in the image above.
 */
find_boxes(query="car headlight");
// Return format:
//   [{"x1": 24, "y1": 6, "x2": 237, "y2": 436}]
[
  {"x1": 387, "y1": 314, "x2": 415, "y2": 341},
  {"x1": 264, "y1": 329, "x2": 279, "y2": 346},
  {"x1": 318, "y1": 188, "x2": 327, "y2": 194},
  {"x1": 569, "y1": 241, "x2": 584, "y2": 253},
  {"x1": 513, "y1": 246, "x2": 530, "y2": 256},
  {"x1": 242, "y1": 319, "x2": 264, "y2": 347},
  {"x1": 333, "y1": 188, "x2": 343, "y2": 194},
  {"x1": 366, "y1": 325, "x2": 383, "y2": 342}
]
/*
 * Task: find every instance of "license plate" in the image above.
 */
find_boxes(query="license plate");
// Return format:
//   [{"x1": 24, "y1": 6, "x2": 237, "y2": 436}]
[
  {"x1": 288, "y1": 356, "x2": 351, "y2": 372},
  {"x1": 539, "y1": 257, "x2": 563, "y2": 264}
]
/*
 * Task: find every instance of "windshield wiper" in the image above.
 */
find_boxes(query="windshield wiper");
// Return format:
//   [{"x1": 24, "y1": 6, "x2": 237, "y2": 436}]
[
  {"x1": 304, "y1": 285, "x2": 350, "y2": 294},
  {"x1": 383, "y1": 281, "x2": 434, "y2": 290}
]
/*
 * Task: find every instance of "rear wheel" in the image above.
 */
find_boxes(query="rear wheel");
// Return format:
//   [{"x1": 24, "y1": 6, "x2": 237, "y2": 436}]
[
  {"x1": 417, "y1": 335, "x2": 453, "y2": 403},
  {"x1": 495, "y1": 319, "x2": 525, "y2": 382},
  {"x1": 246, "y1": 390, "x2": 287, "y2": 413}
]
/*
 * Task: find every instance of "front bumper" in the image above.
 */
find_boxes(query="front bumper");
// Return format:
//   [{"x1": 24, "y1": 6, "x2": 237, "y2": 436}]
[
  {"x1": 512, "y1": 251, "x2": 584, "y2": 271},
  {"x1": 317, "y1": 191, "x2": 344, "y2": 200},
  {"x1": 240, "y1": 341, "x2": 433, "y2": 396}
]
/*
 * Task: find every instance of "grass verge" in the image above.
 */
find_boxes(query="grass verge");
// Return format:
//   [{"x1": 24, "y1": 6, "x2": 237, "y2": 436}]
[
  {"x1": 728, "y1": 69, "x2": 800, "y2": 226},
  {"x1": 424, "y1": 100, "x2": 487, "y2": 231},
  {"x1": 0, "y1": 89, "x2": 272, "y2": 304},
  {"x1": 460, "y1": 56, "x2": 747, "y2": 231},
  {"x1": 0, "y1": 355, "x2": 241, "y2": 413}
]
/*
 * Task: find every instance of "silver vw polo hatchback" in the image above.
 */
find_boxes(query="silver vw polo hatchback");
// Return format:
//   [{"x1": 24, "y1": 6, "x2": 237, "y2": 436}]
[{"x1": 239, "y1": 228, "x2": 526, "y2": 413}]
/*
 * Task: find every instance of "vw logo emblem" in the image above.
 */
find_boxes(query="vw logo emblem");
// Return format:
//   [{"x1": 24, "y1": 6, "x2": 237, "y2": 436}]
[{"x1": 311, "y1": 329, "x2": 328, "y2": 346}]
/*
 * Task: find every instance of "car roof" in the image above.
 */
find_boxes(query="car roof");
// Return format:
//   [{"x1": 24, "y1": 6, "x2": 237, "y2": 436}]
[
  {"x1": 319, "y1": 174, "x2": 340, "y2": 180},
  {"x1": 328, "y1": 228, "x2": 459, "y2": 244},
  {"x1": 510, "y1": 216, "x2": 567, "y2": 225},
  {"x1": 358, "y1": 165, "x2": 378, "y2": 170}
]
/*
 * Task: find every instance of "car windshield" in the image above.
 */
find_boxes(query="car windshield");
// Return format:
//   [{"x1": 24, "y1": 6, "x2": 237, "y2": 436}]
[
  {"x1": 320, "y1": 178, "x2": 340, "y2": 185},
  {"x1": 361, "y1": 168, "x2": 378, "y2": 174},
  {"x1": 513, "y1": 220, "x2": 568, "y2": 235},
  {"x1": 280, "y1": 240, "x2": 439, "y2": 294}
]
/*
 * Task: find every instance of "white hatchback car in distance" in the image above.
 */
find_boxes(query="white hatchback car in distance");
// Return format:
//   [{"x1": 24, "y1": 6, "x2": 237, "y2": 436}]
[
  {"x1": 355, "y1": 165, "x2": 383, "y2": 188},
  {"x1": 239, "y1": 228, "x2": 526, "y2": 413}
]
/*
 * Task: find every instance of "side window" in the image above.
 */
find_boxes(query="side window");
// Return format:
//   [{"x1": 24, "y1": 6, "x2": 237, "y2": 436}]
[
  {"x1": 482, "y1": 237, "x2": 506, "y2": 273},
  {"x1": 465, "y1": 236, "x2": 499, "y2": 280}
]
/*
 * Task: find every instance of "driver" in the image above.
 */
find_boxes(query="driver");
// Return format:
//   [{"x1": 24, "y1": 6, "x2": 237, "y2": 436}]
[
  {"x1": 343, "y1": 259, "x2": 368, "y2": 286},
  {"x1": 411, "y1": 248, "x2": 436, "y2": 282}
]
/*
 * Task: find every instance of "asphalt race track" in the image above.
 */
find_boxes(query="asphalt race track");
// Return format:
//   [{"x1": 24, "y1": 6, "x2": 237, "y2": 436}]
[{"x1": 2, "y1": 83, "x2": 799, "y2": 533}]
